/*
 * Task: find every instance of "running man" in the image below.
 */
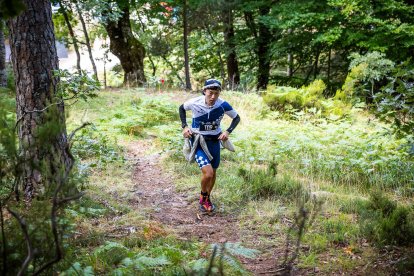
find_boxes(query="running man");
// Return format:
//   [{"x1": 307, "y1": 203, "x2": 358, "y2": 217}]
[{"x1": 179, "y1": 79, "x2": 240, "y2": 213}]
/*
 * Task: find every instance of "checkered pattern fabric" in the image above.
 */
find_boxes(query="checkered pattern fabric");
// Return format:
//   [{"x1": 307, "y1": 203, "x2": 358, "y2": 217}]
[
  {"x1": 191, "y1": 137, "x2": 221, "y2": 169},
  {"x1": 195, "y1": 154, "x2": 210, "y2": 168}
]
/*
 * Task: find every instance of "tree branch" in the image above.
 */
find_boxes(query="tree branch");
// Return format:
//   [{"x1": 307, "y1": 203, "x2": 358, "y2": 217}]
[
  {"x1": 68, "y1": 122, "x2": 92, "y2": 142},
  {"x1": 33, "y1": 156, "x2": 76, "y2": 275},
  {"x1": 7, "y1": 207, "x2": 36, "y2": 276},
  {"x1": 206, "y1": 245, "x2": 218, "y2": 276},
  {"x1": 0, "y1": 201, "x2": 7, "y2": 274},
  {"x1": 58, "y1": 192, "x2": 85, "y2": 206}
]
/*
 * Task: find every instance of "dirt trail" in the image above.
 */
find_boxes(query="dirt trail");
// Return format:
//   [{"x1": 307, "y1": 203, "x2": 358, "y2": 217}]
[{"x1": 126, "y1": 139, "x2": 280, "y2": 275}]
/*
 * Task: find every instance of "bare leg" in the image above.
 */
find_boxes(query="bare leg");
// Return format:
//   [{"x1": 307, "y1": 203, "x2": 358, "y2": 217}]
[
  {"x1": 201, "y1": 165, "x2": 214, "y2": 193},
  {"x1": 207, "y1": 169, "x2": 217, "y2": 195}
]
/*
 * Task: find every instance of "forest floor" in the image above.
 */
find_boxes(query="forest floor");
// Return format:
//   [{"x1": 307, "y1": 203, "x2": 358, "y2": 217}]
[
  {"x1": 121, "y1": 137, "x2": 414, "y2": 276},
  {"x1": 125, "y1": 139, "x2": 284, "y2": 275}
]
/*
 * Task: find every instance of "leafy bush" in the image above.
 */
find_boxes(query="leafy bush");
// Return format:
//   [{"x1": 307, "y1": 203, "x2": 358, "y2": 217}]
[
  {"x1": 360, "y1": 191, "x2": 414, "y2": 246},
  {"x1": 346, "y1": 52, "x2": 394, "y2": 101},
  {"x1": 375, "y1": 60, "x2": 414, "y2": 144},
  {"x1": 55, "y1": 69, "x2": 100, "y2": 102},
  {"x1": 263, "y1": 86, "x2": 304, "y2": 110},
  {"x1": 263, "y1": 80, "x2": 351, "y2": 118}
]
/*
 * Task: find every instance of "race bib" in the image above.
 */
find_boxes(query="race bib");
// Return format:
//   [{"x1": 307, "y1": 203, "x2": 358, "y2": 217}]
[{"x1": 200, "y1": 122, "x2": 218, "y2": 131}]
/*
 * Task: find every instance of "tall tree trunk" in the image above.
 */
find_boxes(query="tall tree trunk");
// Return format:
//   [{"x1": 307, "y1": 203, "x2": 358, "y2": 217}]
[
  {"x1": 148, "y1": 54, "x2": 157, "y2": 77},
  {"x1": 287, "y1": 53, "x2": 293, "y2": 77},
  {"x1": 256, "y1": 7, "x2": 271, "y2": 90},
  {"x1": 222, "y1": 7, "x2": 240, "y2": 90},
  {"x1": 287, "y1": 29, "x2": 293, "y2": 78},
  {"x1": 9, "y1": 0, "x2": 73, "y2": 201},
  {"x1": 0, "y1": 20, "x2": 6, "y2": 87},
  {"x1": 74, "y1": 0, "x2": 97, "y2": 79},
  {"x1": 58, "y1": 0, "x2": 81, "y2": 71},
  {"x1": 104, "y1": 2, "x2": 146, "y2": 87},
  {"x1": 327, "y1": 47, "x2": 331, "y2": 91},
  {"x1": 313, "y1": 49, "x2": 320, "y2": 80},
  {"x1": 183, "y1": 0, "x2": 191, "y2": 91}
]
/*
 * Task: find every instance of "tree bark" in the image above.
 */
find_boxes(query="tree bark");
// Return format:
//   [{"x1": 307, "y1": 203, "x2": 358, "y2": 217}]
[
  {"x1": 222, "y1": 7, "x2": 240, "y2": 90},
  {"x1": 73, "y1": 0, "x2": 97, "y2": 79},
  {"x1": 287, "y1": 29, "x2": 293, "y2": 78},
  {"x1": 244, "y1": 9, "x2": 272, "y2": 90},
  {"x1": 0, "y1": 20, "x2": 6, "y2": 87},
  {"x1": 183, "y1": 0, "x2": 192, "y2": 91},
  {"x1": 104, "y1": 2, "x2": 146, "y2": 87},
  {"x1": 58, "y1": 0, "x2": 81, "y2": 72},
  {"x1": 327, "y1": 47, "x2": 331, "y2": 91},
  {"x1": 256, "y1": 7, "x2": 271, "y2": 90},
  {"x1": 9, "y1": 0, "x2": 73, "y2": 201},
  {"x1": 313, "y1": 49, "x2": 320, "y2": 80}
]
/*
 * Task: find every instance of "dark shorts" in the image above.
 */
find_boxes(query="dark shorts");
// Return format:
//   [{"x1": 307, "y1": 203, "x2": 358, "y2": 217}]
[{"x1": 192, "y1": 135, "x2": 221, "y2": 169}]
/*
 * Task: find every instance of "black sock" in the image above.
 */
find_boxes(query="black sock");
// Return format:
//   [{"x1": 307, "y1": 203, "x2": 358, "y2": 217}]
[{"x1": 201, "y1": 191, "x2": 208, "y2": 200}]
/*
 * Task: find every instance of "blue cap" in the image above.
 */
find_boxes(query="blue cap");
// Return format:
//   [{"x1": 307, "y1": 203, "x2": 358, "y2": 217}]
[{"x1": 203, "y1": 78, "x2": 222, "y2": 90}]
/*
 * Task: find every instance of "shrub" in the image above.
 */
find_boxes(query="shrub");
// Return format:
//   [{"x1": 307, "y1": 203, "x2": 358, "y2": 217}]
[
  {"x1": 263, "y1": 86, "x2": 304, "y2": 110},
  {"x1": 348, "y1": 52, "x2": 394, "y2": 99},
  {"x1": 263, "y1": 80, "x2": 351, "y2": 119},
  {"x1": 360, "y1": 191, "x2": 414, "y2": 246},
  {"x1": 375, "y1": 59, "x2": 414, "y2": 144},
  {"x1": 302, "y1": 79, "x2": 326, "y2": 107}
]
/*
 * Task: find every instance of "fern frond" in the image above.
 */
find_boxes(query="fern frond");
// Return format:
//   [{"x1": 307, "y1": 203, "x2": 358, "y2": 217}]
[
  {"x1": 135, "y1": 255, "x2": 171, "y2": 267},
  {"x1": 224, "y1": 242, "x2": 260, "y2": 259},
  {"x1": 221, "y1": 255, "x2": 246, "y2": 274}
]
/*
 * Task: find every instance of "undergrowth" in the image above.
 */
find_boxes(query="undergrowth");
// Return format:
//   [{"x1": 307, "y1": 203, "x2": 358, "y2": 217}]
[{"x1": 58, "y1": 89, "x2": 414, "y2": 274}]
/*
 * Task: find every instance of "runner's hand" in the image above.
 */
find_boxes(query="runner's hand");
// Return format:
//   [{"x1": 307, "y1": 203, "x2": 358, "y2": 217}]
[
  {"x1": 182, "y1": 127, "x2": 193, "y2": 138},
  {"x1": 218, "y1": 131, "x2": 229, "y2": 141}
]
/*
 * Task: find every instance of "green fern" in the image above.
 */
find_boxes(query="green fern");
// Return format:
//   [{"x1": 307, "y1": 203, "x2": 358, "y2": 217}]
[
  {"x1": 118, "y1": 254, "x2": 171, "y2": 271},
  {"x1": 221, "y1": 255, "x2": 246, "y2": 274},
  {"x1": 202, "y1": 242, "x2": 259, "y2": 275},
  {"x1": 93, "y1": 241, "x2": 129, "y2": 265},
  {"x1": 221, "y1": 242, "x2": 259, "y2": 259},
  {"x1": 62, "y1": 262, "x2": 94, "y2": 276},
  {"x1": 187, "y1": 258, "x2": 209, "y2": 273}
]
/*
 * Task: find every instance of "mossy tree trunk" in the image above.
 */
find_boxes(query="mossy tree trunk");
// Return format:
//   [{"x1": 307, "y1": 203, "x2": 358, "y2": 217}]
[
  {"x1": 9, "y1": 0, "x2": 73, "y2": 201},
  {"x1": 104, "y1": 1, "x2": 146, "y2": 87}
]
